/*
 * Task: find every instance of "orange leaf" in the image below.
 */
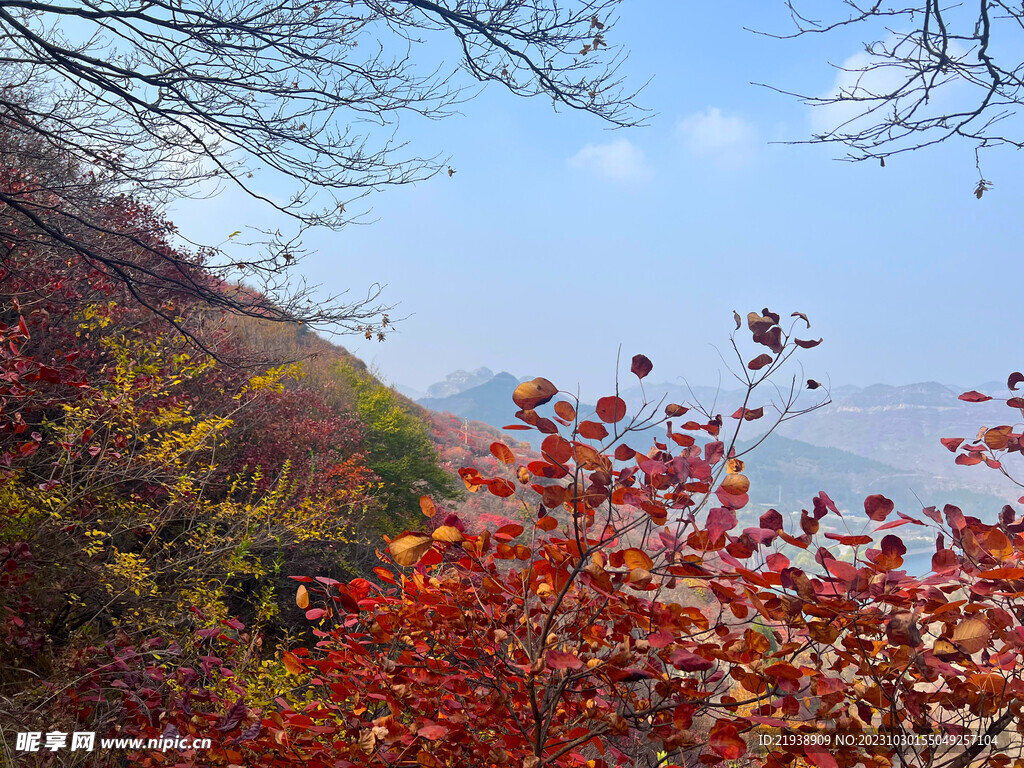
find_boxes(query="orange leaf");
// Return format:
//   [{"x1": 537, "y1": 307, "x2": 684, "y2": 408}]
[
  {"x1": 622, "y1": 548, "x2": 654, "y2": 570},
  {"x1": 419, "y1": 495, "x2": 437, "y2": 518},
  {"x1": 578, "y1": 420, "x2": 608, "y2": 440},
  {"x1": 490, "y1": 442, "x2": 516, "y2": 464},
  {"x1": 720, "y1": 473, "x2": 749, "y2": 495},
  {"x1": 984, "y1": 426, "x2": 1013, "y2": 450},
  {"x1": 979, "y1": 567, "x2": 1024, "y2": 579},
  {"x1": 282, "y1": 651, "x2": 305, "y2": 675},
  {"x1": 513, "y1": 378, "x2": 558, "y2": 410},
  {"x1": 554, "y1": 401, "x2": 576, "y2": 421},
  {"x1": 295, "y1": 585, "x2": 309, "y2": 609}
]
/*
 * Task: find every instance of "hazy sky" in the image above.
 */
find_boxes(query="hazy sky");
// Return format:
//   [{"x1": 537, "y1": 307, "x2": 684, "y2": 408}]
[{"x1": 169, "y1": 2, "x2": 1023, "y2": 400}]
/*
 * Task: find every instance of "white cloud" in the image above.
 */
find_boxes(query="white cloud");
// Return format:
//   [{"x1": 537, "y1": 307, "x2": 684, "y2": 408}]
[
  {"x1": 567, "y1": 138, "x2": 653, "y2": 184},
  {"x1": 812, "y1": 37, "x2": 966, "y2": 137},
  {"x1": 811, "y1": 49, "x2": 905, "y2": 137},
  {"x1": 676, "y1": 108, "x2": 756, "y2": 164}
]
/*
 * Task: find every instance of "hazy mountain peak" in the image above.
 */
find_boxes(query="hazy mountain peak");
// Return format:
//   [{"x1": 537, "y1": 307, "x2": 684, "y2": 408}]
[{"x1": 424, "y1": 366, "x2": 495, "y2": 399}]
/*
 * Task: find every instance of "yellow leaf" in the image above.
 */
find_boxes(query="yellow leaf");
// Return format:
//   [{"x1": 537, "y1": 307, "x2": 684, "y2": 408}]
[
  {"x1": 432, "y1": 525, "x2": 464, "y2": 543},
  {"x1": 953, "y1": 618, "x2": 990, "y2": 654},
  {"x1": 388, "y1": 532, "x2": 434, "y2": 566}
]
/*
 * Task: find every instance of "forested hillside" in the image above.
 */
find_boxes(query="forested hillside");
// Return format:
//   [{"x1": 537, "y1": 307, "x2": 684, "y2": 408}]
[{"x1": 0, "y1": 128, "x2": 477, "y2": 763}]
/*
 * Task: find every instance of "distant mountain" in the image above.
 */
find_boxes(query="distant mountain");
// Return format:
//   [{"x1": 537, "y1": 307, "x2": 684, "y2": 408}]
[
  {"x1": 738, "y1": 433, "x2": 1009, "y2": 524},
  {"x1": 612, "y1": 378, "x2": 1021, "y2": 505},
  {"x1": 418, "y1": 371, "x2": 523, "y2": 432},
  {"x1": 418, "y1": 371, "x2": 602, "y2": 448},
  {"x1": 773, "y1": 381, "x2": 1020, "y2": 501},
  {"x1": 424, "y1": 366, "x2": 495, "y2": 399},
  {"x1": 393, "y1": 383, "x2": 426, "y2": 400},
  {"x1": 417, "y1": 366, "x2": 1021, "y2": 525}
]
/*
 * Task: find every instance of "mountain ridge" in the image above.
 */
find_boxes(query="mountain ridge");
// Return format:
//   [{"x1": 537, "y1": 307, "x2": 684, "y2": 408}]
[{"x1": 411, "y1": 367, "x2": 1021, "y2": 518}]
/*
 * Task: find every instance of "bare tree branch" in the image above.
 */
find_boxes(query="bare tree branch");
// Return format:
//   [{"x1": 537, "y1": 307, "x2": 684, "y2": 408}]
[
  {"x1": 757, "y1": 1, "x2": 1024, "y2": 190},
  {"x1": 0, "y1": 0, "x2": 644, "y2": 337}
]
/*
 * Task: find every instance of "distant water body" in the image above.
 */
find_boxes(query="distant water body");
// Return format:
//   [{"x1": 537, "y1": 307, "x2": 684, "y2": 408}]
[{"x1": 901, "y1": 549, "x2": 933, "y2": 577}]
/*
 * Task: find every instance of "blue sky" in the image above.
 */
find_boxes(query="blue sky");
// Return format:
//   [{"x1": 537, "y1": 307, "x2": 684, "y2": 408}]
[{"x1": 170, "y1": 2, "x2": 1023, "y2": 400}]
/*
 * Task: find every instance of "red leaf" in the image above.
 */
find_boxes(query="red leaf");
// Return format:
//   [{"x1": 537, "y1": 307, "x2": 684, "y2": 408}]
[
  {"x1": 922, "y1": 505, "x2": 943, "y2": 523},
  {"x1": 709, "y1": 721, "x2": 746, "y2": 760},
  {"x1": 959, "y1": 390, "x2": 993, "y2": 403},
  {"x1": 941, "y1": 437, "x2": 964, "y2": 452},
  {"x1": 487, "y1": 478, "x2": 515, "y2": 498},
  {"x1": 816, "y1": 491, "x2": 839, "y2": 515},
  {"x1": 671, "y1": 650, "x2": 713, "y2": 672},
  {"x1": 731, "y1": 406, "x2": 764, "y2": 421},
  {"x1": 747, "y1": 353, "x2": 773, "y2": 371},
  {"x1": 873, "y1": 518, "x2": 909, "y2": 531},
  {"x1": 596, "y1": 396, "x2": 627, "y2": 423},
  {"x1": 824, "y1": 533, "x2": 872, "y2": 546},
  {"x1": 578, "y1": 421, "x2": 608, "y2": 440},
  {"x1": 764, "y1": 662, "x2": 803, "y2": 680},
  {"x1": 546, "y1": 650, "x2": 583, "y2": 670},
  {"x1": 542, "y1": 434, "x2": 573, "y2": 465},
  {"x1": 614, "y1": 444, "x2": 636, "y2": 461},
  {"x1": 794, "y1": 338, "x2": 822, "y2": 349},
  {"x1": 1009, "y1": 372, "x2": 1024, "y2": 391},
  {"x1": 418, "y1": 724, "x2": 449, "y2": 741},
  {"x1": 759, "y1": 509, "x2": 784, "y2": 531},
  {"x1": 495, "y1": 523, "x2": 525, "y2": 540},
  {"x1": 956, "y1": 453, "x2": 983, "y2": 466},
  {"x1": 630, "y1": 354, "x2": 653, "y2": 380},
  {"x1": 825, "y1": 559, "x2": 859, "y2": 582},
  {"x1": 881, "y1": 535, "x2": 906, "y2": 556},
  {"x1": 864, "y1": 494, "x2": 894, "y2": 521},
  {"x1": 648, "y1": 630, "x2": 674, "y2": 648},
  {"x1": 805, "y1": 745, "x2": 838, "y2": 768}
]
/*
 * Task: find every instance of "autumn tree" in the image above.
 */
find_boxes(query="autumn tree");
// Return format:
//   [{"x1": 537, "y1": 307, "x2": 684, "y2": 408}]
[
  {"x1": 229, "y1": 314, "x2": 1024, "y2": 768},
  {"x1": 233, "y1": 309, "x2": 837, "y2": 768},
  {"x1": 0, "y1": 0, "x2": 642, "y2": 333}
]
